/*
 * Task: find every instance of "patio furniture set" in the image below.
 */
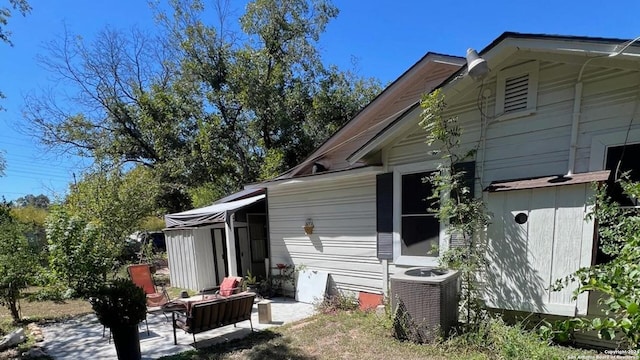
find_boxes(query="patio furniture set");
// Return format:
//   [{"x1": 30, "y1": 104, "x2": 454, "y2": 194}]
[{"x1": 127, "y1": 264, "x2": 257, "y2": 347}]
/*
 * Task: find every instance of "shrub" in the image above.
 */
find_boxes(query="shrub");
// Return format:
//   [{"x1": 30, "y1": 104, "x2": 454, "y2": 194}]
[
  {"x1": 0, "y1": 202, "x2": 40, "y2": 323},
  {"x1": 89, "y1": 278, "x2": 147, "y2": 328},
  {"x1": 315, "y1": 292, "x2": 359, "y2": 314},
  {"x1": 46, "y1": 208, "x2": 114, "y2": 297}
]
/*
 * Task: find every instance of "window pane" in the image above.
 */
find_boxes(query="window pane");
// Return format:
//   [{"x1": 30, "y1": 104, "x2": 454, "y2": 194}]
[
  {"x1": 402, "y1": 172, "x2": 436, "y2": 214},
  {"x1": 401, "y1": 215, "x2": 439, "y2": 257}
]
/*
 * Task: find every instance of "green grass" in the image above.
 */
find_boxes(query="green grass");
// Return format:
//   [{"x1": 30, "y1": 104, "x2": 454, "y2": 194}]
[
  {"x1": 0, "y1": 282, "x2": 599, "y2": 360},
  {"x1": 158, "y1": 310, "x2": 596, "y2": 360}
]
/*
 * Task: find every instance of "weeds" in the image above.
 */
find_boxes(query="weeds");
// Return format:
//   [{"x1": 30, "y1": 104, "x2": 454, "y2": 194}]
[{"x1": 315, "y1": 292, "x2": 359, "y2": 314}]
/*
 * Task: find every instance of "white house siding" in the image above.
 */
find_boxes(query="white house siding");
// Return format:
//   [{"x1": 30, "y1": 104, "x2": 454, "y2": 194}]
[
  {"x1": 267, "y1": 174, "x2": 381, "y2": 294},
  {"x1": 574, "y1": 69, "x2": 640, "y2": 172},
  {"x1": 381, "y1": 54, "x2": 640, "y2": 316},
  {"x1": 165, "y1": 228, "x2": 216, "y2": 291}
]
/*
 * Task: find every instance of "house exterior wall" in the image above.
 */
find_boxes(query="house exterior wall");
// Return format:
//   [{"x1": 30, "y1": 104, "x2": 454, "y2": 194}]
[
  {"x1": 382, "y1": 54, "x2": 640, "y2": 317},
  {"x1": 267, "y1": 174, "x2": 382, "y2": 294},
  {"x1": 165, "y1": 228, "x2": 216, "y2": 291}
]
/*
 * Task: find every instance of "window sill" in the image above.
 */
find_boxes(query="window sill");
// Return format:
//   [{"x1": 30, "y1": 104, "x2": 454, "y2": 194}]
[{"x1": 496, "y1": 109, "x2": 535, "y2": 122}]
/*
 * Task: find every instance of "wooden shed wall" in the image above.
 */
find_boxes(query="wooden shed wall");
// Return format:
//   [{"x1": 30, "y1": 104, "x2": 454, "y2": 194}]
[{"x1": 484, "y1": 184, "x2": 594, "y2": 316}]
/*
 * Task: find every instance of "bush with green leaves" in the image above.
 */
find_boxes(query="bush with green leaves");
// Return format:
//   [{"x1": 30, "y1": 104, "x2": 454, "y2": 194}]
[
  {"x1": 89, "y1": 278, "x2": 147, "y2": 328},
  {"x1": 46, "y1": 207, "x2": 114, "y2": 297},
  {"x1": 0, "y1": 201, "x2": 40, "y2": 323}
]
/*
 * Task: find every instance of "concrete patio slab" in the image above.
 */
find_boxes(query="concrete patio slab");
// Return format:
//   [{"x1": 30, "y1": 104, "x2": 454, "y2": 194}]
[{"x1": 41, "y1": 298, "x2": 315, "y2": 359}]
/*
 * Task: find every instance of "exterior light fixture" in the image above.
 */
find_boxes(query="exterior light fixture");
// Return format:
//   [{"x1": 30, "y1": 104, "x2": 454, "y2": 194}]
[
  {"x1": 303, "y1": 218, "x2": 314, "y2": 235},
  {"x1": 466, "y1": 48, "x2": 489, "y2": 80}
]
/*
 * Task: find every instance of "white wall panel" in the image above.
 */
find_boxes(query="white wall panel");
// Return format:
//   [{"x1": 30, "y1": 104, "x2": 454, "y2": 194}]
[{"x1": 268, "y1": 175, "x2": 382, "y2": 294}]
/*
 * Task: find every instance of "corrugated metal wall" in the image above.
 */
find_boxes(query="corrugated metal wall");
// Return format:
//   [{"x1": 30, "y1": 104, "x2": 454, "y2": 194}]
[
  {"x1": 268, "y1": 174, "x2": 382, "y2": 294},
  {"x1": 165, "y1": 228, "x2": 217, "y2": 291},
  {"x1": 165, "y1": 229, "x2": 198, "y2": 290}
]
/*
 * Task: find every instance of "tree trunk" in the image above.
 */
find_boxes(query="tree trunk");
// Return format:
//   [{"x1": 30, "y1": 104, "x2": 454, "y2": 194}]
[{"x1": 8, "y1": 299, "x2": 20, "y2": 323}]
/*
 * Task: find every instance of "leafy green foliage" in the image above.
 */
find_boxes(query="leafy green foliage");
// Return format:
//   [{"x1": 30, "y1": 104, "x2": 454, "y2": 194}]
[
  {"x1": 446, "y1": 317, "x2": 588, "y2": 360},
  {"x1": 45, "y1": 207, "x2": 113, "y2": 297},
  {"x1": 0, "y1": 201, "x2": 39, "y2": 323},
  {"x1": 419, "y1": 90, "x2": 490, "y2": 331},
  {"x1": 26, "y1": 0, "x2": 380, "y2": 211},
  {"x1": 89, "y1": 278, "x2": 147, "y2": 328},
  {"x1": 550, "y1": 179, "x2": 640, "y2": 348},
  {"x1": 10, "y1": 204, "x2": 48, "y2": 262},
  {"x1": 44, "y1": 166, "x2": 160, "y2": 296}
]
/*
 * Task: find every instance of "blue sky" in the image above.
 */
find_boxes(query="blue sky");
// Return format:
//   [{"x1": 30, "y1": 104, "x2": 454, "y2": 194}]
[{"x1": 1, "y1": 0, "x2": 640, "y2": 202}]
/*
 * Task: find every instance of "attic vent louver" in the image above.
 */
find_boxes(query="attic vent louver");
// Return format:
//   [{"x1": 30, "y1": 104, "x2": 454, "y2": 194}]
[
  {"x1": 495, "y1": 61, "x2": 538, "y2": 120},
  {"x1": 503, "y1": 73, "x2": 529, "y2": 113}
]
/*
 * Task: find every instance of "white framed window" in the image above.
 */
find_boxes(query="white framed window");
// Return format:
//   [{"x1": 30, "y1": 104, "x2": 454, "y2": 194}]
[
  {"x1": 496, "y1": 61, "x2": 539, "y2": 121},
  {"x1": 589, "y1": 129, "x2": 640, "y2": 171},
  {"x1": 393, "y1": 161, "x2": 447, "y2": 266}
]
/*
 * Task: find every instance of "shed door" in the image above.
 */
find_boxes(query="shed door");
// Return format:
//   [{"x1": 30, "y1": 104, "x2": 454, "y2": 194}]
[
  {"x1": 235, "y1": 227, "x2": 251, "y2": 277},
  {"x1": 485, "y1": 184, "x2": 594, "y2": 316},
  {"x1": 248, "y1": 214, "x2": 267, "y2": 278}
]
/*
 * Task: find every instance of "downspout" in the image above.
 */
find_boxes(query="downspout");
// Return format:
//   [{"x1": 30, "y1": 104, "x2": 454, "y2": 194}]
[
  {"x1": 568, "y1": 36, "x2": 640, "y2": 175},
  {"x1": 568, "y1": 81, "x2": 583, "y2": 176}
]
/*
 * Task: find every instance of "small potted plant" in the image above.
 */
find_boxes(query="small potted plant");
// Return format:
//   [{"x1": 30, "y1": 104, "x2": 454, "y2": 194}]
[
  {"x1": 90, "y1": 278, "x2": 147, "y2": 360},
  {"x1": 244, "y1": 270, "x2": 258, "y2": 293}
]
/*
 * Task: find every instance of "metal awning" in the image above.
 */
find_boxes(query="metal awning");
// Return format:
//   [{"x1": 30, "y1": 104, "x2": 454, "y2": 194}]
[{"x1": 164, "y1": 194, "x2": 265, "y2": 228}]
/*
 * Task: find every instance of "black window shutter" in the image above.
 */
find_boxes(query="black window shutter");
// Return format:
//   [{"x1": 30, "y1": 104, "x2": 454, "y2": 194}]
[{"x1": 376, "y1": 173, "x2": 393, "y2": 260}]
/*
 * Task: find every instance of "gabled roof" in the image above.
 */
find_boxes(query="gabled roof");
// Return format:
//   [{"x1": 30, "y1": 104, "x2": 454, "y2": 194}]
[
  {"x1": 347, "y1": 32, "x2": 640, "y2": 164},
  {"x1": 275, "y1": 52, "x2": 465, "y2": 179}
]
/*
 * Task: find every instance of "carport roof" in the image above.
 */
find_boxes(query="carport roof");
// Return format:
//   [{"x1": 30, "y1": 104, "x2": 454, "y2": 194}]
[{"x1": 164, "y1": 194, "x2": 265, "y2": 228}]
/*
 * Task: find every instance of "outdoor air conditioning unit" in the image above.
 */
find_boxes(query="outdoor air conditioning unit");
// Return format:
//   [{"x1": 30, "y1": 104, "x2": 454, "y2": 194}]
[{"x1": 390, "y1": 267, "x2": 459, "y2": 341}]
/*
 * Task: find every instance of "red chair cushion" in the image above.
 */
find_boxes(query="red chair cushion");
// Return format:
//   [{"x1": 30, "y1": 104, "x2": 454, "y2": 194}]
[{"x1": 219, "y1": 278, "x2": 238, "y2": 297}]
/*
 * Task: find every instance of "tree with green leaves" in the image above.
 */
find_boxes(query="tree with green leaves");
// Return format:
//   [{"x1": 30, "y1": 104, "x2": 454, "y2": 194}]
[
  {"x1": 419, "y1": 89, "x2": 490, "y2": 333},
  {"x1": 164, "y1": 0, "x2": 381, "y2": 181},
  {"x1": 65, "y1": 166, "x2": 160, "y2": 259},
  {"x1": 15, "y1": 193, "x2": 50, "y2": 208},
  {"x1": 25, "y1": 0, "x2": 381, "y2": 211},
  {"x1": 0, "y1": 200, "x2": 39, "y2": 323},
  {"x1": 45, "y1": 166, "x2": 160, "y2": 296},
  {"x1": 11, "y1": 202, "x2": 49, "y2": 263},
  {"x1": 45, "y1": 207, "x2": 112, "y2": 297}
]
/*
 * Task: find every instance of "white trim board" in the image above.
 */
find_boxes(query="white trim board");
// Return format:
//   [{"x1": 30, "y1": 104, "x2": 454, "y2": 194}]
[{"x1": 589, "y1": 129, "x2": 640, "y2": 171}]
